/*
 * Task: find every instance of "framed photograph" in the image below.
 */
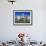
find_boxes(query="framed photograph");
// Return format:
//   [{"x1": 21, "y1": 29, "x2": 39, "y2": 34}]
[{"x1": 13, "y1": 10, "x2": 32, "y2": 25}]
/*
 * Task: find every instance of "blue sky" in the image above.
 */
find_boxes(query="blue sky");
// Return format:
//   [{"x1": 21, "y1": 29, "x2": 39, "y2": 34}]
[{"x1": 15, "y1": 12, "x2": 30, "y2": 16}]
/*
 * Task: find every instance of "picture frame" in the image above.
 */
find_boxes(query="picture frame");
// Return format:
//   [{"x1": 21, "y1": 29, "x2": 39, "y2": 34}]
[{"x1": 13, "y1": 10, "x2": 32, "y2": 25}]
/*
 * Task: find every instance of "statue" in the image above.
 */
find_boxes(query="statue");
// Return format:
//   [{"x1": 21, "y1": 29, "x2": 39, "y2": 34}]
[{"x1": 18, "y1": 33, "x2": 25, "y2": 46}]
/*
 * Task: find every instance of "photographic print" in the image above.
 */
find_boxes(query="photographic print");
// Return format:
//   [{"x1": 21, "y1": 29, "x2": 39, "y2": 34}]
[{"x1": 13, "y1": 10, "x2": 32, "y2": 25}]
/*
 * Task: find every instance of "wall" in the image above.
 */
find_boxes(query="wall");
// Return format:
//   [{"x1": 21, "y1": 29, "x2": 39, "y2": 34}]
[{"x1": 0, "y1": 0, "x2": 46, "y2": 42}]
